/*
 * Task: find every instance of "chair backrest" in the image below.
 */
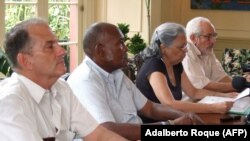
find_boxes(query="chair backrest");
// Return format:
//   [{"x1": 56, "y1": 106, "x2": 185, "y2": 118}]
[
  {"x1": 221, "y1": 48, "x2": 250, "y2": 77},
  {"x1": 134, "y1": 53, "x2": 144, "y2": 73},
  {"x1": 122, "y1": 54, "x2": 144, "y2": 83}
]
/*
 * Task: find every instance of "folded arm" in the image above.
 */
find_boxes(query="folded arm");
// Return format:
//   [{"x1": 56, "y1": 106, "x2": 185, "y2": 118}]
[{"x1": 84, "y1": 125, "x2": 129, "y2": 141}]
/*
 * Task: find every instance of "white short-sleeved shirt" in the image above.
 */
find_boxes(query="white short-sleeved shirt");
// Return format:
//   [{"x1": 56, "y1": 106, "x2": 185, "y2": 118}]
[
  {"x1": 182, "y1": 42, "x2": 227, "y2": 89},
  {"x1": 67, "y1": 56, "x2": 147, "y2": 124},
  {"x1": 0, "y1": 73, "x2": 98, "y2": 141}
]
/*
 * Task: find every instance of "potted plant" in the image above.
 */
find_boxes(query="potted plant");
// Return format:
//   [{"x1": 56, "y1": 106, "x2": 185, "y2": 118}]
[
  {"x1": 117, "y1": 23, "x2": 147, "y2": 82},
  {"x1": 0, "y1": 47, "x2": 12, "y2": 77}
]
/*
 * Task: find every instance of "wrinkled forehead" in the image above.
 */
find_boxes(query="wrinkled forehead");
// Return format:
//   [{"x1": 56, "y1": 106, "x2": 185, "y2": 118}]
[
  {"x1": 200, "y1": 21, "x2": 215, "y2": 33},
  {"x1": 28, "y1": 24, "x2": 51, "y2": 34},
  {"x1": 27, "y1": 24, "x2": 55, "y2": 40}
]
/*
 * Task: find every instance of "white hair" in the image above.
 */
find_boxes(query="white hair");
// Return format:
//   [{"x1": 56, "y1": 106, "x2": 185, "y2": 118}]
[{"x1": 186, "y1": 17, "x2": 215, "y2": 42}]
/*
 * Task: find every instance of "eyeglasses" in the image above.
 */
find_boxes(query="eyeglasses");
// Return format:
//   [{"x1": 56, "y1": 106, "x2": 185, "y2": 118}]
[{"x1": 198, "y1": 33, "x2": 218, "y2": 41}]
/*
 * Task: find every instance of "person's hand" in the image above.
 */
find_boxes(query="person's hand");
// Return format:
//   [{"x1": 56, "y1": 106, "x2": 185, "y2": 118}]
[
  {"x1": 213, "y1": 101, "x2": 234, "y2": 114},
  {"x1": 173, "y1": 113, "x2": 204, "y2": 125},
  {"x1": 244, "y1": 74, "x2": 250, "y2": 82}
]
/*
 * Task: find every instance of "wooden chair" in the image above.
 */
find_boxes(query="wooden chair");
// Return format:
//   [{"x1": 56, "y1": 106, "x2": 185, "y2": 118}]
[{"x1": 122, "y1": 54, "x2": 144, "y2": 83}]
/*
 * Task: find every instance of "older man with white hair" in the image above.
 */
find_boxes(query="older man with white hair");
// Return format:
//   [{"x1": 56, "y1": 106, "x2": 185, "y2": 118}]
[{"x1": 182, "y1": 17, "x2": 236, "y2": 93}]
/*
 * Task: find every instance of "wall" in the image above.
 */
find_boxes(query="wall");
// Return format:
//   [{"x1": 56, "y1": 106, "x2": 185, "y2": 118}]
[
  {"x1": 93, "y1": 0, "x2": 250, "y2": 60},
  {"x1": 161, "y1": 0, "x2": 250, "y2": 60},
  {"x1": 95, "y1": 0, "x2": 147, "y2": 42},
  {"x1": 95, "y1": 0, "x2": 163, "y2": 44}
]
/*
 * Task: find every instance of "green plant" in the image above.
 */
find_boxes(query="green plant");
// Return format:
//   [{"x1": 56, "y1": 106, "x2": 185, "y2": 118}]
[
  {"x1": 0, "y1": 48, "x2": 12, "y2": 77},
  {"x1": 127, "y1": 33, "x2": 146, "y2": 55},
  {"x1": 117, "y1": 23, "x2": 146, "y2": 55},
  {"x1": 5, "y1": 4, "x2": 36, "y2": 32},
  {"x1": 49, "y1": 4, "x2": 70, "y2": 41},
  {"x1": 222, "y1": 48, "x2": 250, "y2": 77},
  {"x1": 117, "y1": 23, "x2": 147, "y2": 82},
  {"x1": 117, "y1": 23, "x2": 130, "y2": 42}
]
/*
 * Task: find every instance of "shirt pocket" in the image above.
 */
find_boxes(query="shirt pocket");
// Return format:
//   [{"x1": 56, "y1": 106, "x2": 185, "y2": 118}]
[{"x1": 56, "y1": 129, "x2": 75, "y2": 141}]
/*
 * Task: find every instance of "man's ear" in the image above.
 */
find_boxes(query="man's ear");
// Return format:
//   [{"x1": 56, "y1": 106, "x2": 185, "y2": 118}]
[
  {"x1": 190, "y1": 34, "x2": 197, "y2": 44},
  {"x1": 17, "y1": 53, "x2": 33, "y2": 70},
  {"x1": 94, "y1": 43, "x2": 105, "y2": 56}
]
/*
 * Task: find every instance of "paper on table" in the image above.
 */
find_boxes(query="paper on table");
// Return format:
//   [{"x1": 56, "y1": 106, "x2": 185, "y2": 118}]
[
  {"x1": 198, "y1": 88, "x2": 250, "y2": 104},
  {"x1": 233, "y1": 88, "x2": 250, "y2": 101},
  {"x1": 198, "y1": 96, "x2": 233, "y2": 104},
  {"x1": 198, "y1": 88, "x2": 250, "y2": 115},
  {"x1": 229, "y1": 97, "x2": 250, "y2": 114}
]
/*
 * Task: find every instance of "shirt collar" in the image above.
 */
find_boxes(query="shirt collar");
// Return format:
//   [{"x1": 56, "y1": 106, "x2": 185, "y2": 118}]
[
  {"x1": 188, "y1": 41, "x2": 215, "y2": 60},
  {"x1": 16, "y1": 73, "x2": 57, "y2": 104},
  {"x1": 188, "y1": 41, "x2": 202, "y2": 56},
  {"x1": 84, "y1": 56, "x2": 116, "y2": 82},
  {"x1": 84, "y1": 56, "x2": 124, "y2": 90}
]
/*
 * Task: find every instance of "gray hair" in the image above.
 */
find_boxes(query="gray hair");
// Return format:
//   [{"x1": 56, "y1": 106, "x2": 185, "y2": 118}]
[
  {"x1": 83, "y1": 22, "x2": 119, "y2": 58},
  {"x1": 4, "y1": 17, "x2": 48, "y2": 68},
  {"x1": 186, "y1": 17, "x2": 215, "y2": 41},
  {"x1": 140, "y1": 22, "x2": 185, "y2": 60}
]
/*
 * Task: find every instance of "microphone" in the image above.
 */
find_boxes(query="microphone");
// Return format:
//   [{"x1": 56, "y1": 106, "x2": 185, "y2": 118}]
[
  {"x1": 232, "y1": 76, "x2": 250, "y2": 91},
  {"x1": 242, "y1": 64, "x2": 250, "y2": 72}
]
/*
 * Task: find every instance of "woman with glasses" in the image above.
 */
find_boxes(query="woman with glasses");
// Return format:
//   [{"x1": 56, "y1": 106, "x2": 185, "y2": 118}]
[
  {"x1": 182, "y1": 17, "x2": 236, "y2": 93},
  {"x1": 135, "y1": 22, "x2": 237, "y2": 123}
]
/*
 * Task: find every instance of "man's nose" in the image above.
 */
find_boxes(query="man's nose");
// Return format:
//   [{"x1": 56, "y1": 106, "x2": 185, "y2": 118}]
[
  {"x1": 57, "y1": 44, "x2": 67, "y2": 56},
  {"x1": 123, "y1": 44, "x2": 128, "y2": 52},
  {"x1": 209, "y1": 36, "x2": 217, "y2": 43}
]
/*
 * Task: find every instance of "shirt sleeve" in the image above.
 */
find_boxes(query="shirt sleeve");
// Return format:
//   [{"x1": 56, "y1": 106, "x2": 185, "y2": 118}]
[
  {"x1": 68, "y1": 73, "x2": 116, "y2": 124},
  {"x1": 183, "y1": 53, "x2": 227, "y2": 89},
  {"x1": 69, "y1": 89, "x2": 98, "y2": 138},
  {"x1": 210, "y1": 54, "x2": 228, "y2": 81},
  {"x1": 126, "y1": 77, "x2": 148, "y2": 111},
  {"x1": 182, "y1": 54, "x2": 211, "y2": 89}
]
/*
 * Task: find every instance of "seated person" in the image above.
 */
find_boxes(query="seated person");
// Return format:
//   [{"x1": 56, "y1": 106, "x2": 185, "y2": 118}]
[
  {"x1": 135, "y1": 22, "x2": 237, "y2": 123},
  {"x1": 0, "y1": 17, "x2": 128, "y2": 141},
  {"x1": 182, "y1": 17, "x2": 236, "y2": 93},
  {"x1": 67, "y1": 22, "x2": 204, "y2": 141}
]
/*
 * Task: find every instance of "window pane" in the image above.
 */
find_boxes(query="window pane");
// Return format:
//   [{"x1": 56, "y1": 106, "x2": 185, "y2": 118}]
[
  {"x1": 49, "y1": 0, "x2": 78, "y2": 72},
  {"x1": 5, "y1": 4, "x2": 36, "y2": 32},
  {"x1": 61, "y1": 44, "x2": 70, "y2": 72},
  {"x1": 49, "y1": 0, "x2": 71, "y2": 2},
  {"x1": 5, "y1": 0, "x2": 36, "y2": 2},
  {"x1": 48, "y1": 1, "x2": 78, "y2": 42},
  {"x1": 48, "y1": 4, "x2": 70, "y2": 41}
]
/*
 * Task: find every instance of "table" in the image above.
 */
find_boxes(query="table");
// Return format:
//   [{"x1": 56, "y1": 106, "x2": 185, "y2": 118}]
[{"x1": 197, "y1": 113, "x2": 246, "y2": 125}]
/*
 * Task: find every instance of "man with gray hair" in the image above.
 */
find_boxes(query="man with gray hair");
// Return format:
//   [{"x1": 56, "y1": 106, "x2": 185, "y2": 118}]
[
  {"x1": 67, "y1": 22, "x2": 204, "y2": 141},
  {"x1": 0, "y1": 17, "x2": 128, "y2": 141},
  {"x1": 182, "y1": 16, "x2": 236, "y2": 93}
]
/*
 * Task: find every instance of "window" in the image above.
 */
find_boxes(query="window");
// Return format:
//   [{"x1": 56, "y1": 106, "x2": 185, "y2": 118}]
[
  {"x1": 5, "y1": 0, "x2": 36, "y2": 32},
  {"x1": 1, "y1": 0, "x2": 83, "y2": 72}
]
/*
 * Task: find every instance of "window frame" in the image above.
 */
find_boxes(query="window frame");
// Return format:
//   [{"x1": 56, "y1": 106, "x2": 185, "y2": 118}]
[{"x1": 1, "y1": 0, "x2": 87, "y2": 72}]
